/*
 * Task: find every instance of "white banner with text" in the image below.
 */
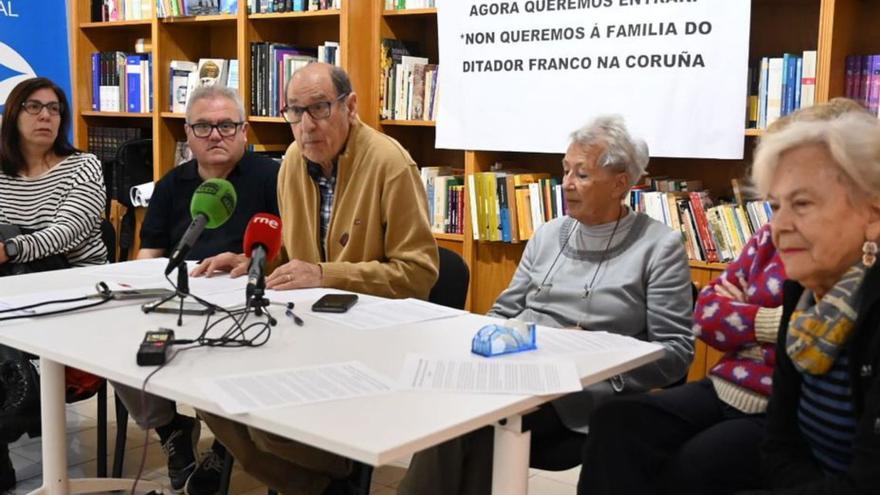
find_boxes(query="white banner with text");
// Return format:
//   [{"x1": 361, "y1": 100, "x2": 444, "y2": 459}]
[{"x1": 435, "y1": 0, "x2": 751, "y2": 159}]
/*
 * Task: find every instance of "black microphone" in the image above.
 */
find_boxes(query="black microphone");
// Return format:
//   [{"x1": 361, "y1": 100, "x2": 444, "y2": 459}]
[{"x1": 165, "y1": 178, "x2": 237, "y2": 276}]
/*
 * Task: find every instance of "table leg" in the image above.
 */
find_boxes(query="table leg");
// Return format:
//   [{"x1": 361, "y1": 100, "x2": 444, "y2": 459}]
[
  {"x1": 491, "y1": 415, "x2": 530, "y2": 495},
  {"x1": 38, "y1": 358, "x2": 68, "y2": 495}
]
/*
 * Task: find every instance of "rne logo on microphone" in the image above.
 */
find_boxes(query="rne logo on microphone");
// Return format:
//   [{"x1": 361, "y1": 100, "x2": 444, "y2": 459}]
[{"x1": 253, "y1": 216, "x2": 280, "y2": 229}]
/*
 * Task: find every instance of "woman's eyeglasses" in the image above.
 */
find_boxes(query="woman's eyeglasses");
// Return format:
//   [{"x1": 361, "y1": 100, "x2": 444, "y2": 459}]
[{"x1": 21, "y1": 100, "x2": 62, "y2": 116}]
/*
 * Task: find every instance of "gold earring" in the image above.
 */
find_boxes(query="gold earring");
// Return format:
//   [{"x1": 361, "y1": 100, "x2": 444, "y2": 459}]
[{"x1": 863, "y1": 240, "x2": 877, "y2": 267}]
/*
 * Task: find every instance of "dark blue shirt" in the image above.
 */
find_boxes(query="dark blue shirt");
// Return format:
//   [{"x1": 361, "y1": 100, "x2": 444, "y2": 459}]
[{"x1": 140, "y1": 151, "x2": 280, "y2": 260}]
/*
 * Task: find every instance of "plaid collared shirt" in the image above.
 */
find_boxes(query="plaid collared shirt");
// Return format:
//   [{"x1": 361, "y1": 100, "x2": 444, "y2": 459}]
[{"x1": 307, "y1": 161, "x2": 337, "y2": 260}]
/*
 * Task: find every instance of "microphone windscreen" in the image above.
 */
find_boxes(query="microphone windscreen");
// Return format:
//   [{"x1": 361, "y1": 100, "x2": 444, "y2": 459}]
[
  {"x1": 243, "y1": 213, "x2": 283, "y2": 261},
  {"x1": 190, "y1": 178, "x2": 237, "y2": 229}
]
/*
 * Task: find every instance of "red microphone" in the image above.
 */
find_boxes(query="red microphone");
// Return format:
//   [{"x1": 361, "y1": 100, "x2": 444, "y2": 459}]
[{"x1": 243, "y1": 213, "x2": 283, "y2": 301}]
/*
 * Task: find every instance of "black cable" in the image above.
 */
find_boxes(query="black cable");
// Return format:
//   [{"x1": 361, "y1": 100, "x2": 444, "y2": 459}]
[
  {"x1": 129, "y1": 344, "x2": 199, "y2": 495},
  {"x1": 0, "y1": 295, "x2": 90, "y2": 313},
  {"x1": 0, "y1": 296, "x2": 114, "y2": 321}
]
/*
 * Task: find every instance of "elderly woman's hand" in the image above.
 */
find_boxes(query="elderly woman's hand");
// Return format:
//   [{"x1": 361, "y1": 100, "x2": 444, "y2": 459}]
[{"x1": 715, "y1": 276, "x2": 746, "y2": 302}]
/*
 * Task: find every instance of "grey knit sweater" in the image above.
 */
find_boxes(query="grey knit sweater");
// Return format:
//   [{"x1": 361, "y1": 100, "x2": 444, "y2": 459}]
[{"x1": 489, "y1": 209, "x2": 695, "y2": 431}]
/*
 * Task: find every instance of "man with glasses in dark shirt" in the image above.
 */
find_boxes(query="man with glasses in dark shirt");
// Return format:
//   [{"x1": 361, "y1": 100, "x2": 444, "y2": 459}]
[{"x1": 114, "y1": 85, "x2": 280, "y2": 495}]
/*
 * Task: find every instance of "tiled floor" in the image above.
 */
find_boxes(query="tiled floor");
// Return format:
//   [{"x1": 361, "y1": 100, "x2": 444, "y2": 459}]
[{"x1": 6, "y1": 392, "x2": 580, "y2": 494}]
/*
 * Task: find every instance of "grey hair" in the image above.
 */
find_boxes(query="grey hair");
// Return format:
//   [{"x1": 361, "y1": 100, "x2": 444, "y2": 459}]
[
  {"x1": 185, "y1": 85, "x2": 245, "y2": 122},
  {"x1": 752, "y1": 112, "x2": 880, "y2": 199},
  {"x1": 569, "y1": 115, "x2": 649, "y2": 187}
]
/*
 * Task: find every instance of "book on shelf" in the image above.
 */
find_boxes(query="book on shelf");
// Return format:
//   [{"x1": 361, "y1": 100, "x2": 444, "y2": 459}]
[
  {"x1": 843, "y1": 53, "x2": 880, "y2": 117},
  {"x1": 380, "y1": 39, "x2": 439, "y2": 121},
  {"x1": 420, "y1": 167, "x2": 465, "y2": 235},
  {"x1": 247, "y1": 0, "x2": 339, "y2": 14},
  {"x1": 747, "y1": 50, "x2": 816, "y2": 130},
  {"x1": 169, "y1": 60, "x2": 197, "y2": 113},
  {"x1": 628, "y1": 179, "x2": 773, "y2": 263},
  {"x1": 92, "y1": 51, "x2": 153, "y2": 113},
  {"x1": 250, "y1": 42, "x2": 318, "y2": 116},
  {"x1": 466, "y1": 170, "x2": 560, "y2": 243},
  {"x1": 87, "y1": 126, "x2": 146, "y2": 163},
  {"x1": 91, "y1": 0, "x2": 152, "y2": 21},
  {"x1": 197, "y1": 58, "x2": 229, "y2": 89},
  {"x1": 385, "y1": 0, "x2": 436, "y2": 9}
]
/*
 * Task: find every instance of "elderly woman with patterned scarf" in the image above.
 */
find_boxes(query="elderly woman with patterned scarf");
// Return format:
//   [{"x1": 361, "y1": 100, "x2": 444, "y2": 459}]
[{"x1": 735, "y1": 111, "x2": 880, "y2": 494}]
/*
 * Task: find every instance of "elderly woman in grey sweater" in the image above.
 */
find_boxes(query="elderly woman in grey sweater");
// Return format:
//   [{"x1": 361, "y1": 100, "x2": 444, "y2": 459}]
[{"x1": 398, "y1": 115, "x2": 694, "y2": 495}]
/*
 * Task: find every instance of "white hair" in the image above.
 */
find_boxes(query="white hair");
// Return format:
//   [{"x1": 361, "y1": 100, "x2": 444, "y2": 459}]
[
  {"x1": 569, "y1": 115, "x2": 649, "y2": 187},
  {"x1": 185, "y1": 85, "x2": 245, "y2": 122},
  {"x1": 752, "y1": 112, "x2": 880, "y2": 198}
]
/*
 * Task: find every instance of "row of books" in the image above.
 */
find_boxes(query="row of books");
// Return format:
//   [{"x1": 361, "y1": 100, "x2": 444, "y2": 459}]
[
  {"x1": 249, "y1": 42, "x2": 339, "y2": 117},
  {"x1": 156, "y1": 0, "x2": 237, "y2": 17},
  {"x1": 91, "y1": 0, "x2": 152, "y2": 21},
  {"x1": 844, "y1": 54, "x2": 880, "y2": 115},
  {"x1": 168, "y1": 59, "x2": 239, "y2": 113},
  {"x1": 630, "y1": 189, "x2": 772, "y2": 262},
  {"x1": 747, "y1": 51, "x2": 817, "y2": 129},
  {"x1": 248, "y1": 0, "x2": 339, "y2": 14},
  {"x1": 87, "y1": 126, "x2": 146, "y2": 163},
  {"x1": 384, "y1": 0, "x2": 435, "y2": 9},
  {"x1": 380, "y1": 39, "x2": 439, "y2": 121},
  {"x1": 467, "y1": 171, "x2": 564, "y2": 243},
  {"x1": 91, "y1": 52, "x2": 154, "y2": 113},
  {"x1": 420, "y1": 167, "x2": 464, "y2": 235}
]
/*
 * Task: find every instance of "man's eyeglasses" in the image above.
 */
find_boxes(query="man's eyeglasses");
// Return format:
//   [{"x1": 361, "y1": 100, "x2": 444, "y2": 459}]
[
  {"x1": 21, "y1": 100, "x2": 61, "y2": 116},
  {"x1": 281, "y1": 93, "x2": 349, "y2": 123},
  {"x1": 187, "y1": 121, "x2": 244, "y2": 138}
]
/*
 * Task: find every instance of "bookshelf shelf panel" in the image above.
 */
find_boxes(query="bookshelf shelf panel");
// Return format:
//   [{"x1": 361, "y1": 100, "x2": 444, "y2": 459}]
[
  {"x1": 745, "y1": 128, "x2": 763, "y2": 137},
  {"x1": 81, "y1": 111, "x2": 152, "y2": 118},
  {"x1": 382, "y1": 119, "x2": 435, "y2": 127},
  {"x1": 80, "y1": 20, "x2": 153, "y2": 29},
  {"x1": 689, "y1": 260, "x2": 729, "y2": 271},
  {"x1": 383, "y1": 8, "x2": 437, "y2": 17},
  {"x1": 248, "y1": 116, "x2": 287, "y2": 123},
  {"x1": 160, "y1": 14, "x2": 237, "y2": 25},
  {"x1": 433, "y1": 233, "x2": 464, "y2": 242},
  {"x1": 161, "y1": 112, "x2": 186, "y2": 119}
]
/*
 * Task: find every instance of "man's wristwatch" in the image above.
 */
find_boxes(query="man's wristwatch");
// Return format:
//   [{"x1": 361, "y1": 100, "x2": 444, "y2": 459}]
[{"x1": 3, "y1": 238, "x2": 19, "y2": 260}]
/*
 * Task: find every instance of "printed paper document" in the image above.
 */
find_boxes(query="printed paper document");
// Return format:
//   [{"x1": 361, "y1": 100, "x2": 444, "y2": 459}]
[
  {"x1": 399, "y1": 354, "x2": 582, "y2": 396},
  {"x1": 199, "y1": 361, "x2": 397, "y2": 414},
  {"x1": 310, "y1": 298, "x2": 465, "y2": 330}
]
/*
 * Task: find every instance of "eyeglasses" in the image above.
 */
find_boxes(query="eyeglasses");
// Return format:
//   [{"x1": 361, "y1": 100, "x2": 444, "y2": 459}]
[
  {"x1": 281, "y1": 93, "x2": 349, "y2": 123},
  {"x1": 21, "y1": 100, "x2": 61, "y2": 116},
  {"x1": 187, "y1": 121, "x2": 244, "y2": 138}
]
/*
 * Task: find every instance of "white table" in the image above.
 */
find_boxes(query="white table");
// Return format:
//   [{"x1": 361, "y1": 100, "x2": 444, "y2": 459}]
[{"x1": 0, "y1": 260, "x2": 663, "y2": 495}]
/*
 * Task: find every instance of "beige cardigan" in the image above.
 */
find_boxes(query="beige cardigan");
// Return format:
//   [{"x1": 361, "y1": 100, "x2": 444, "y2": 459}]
[{"x1": 277, "y1": 118, "x2": 439, "y2": 299}]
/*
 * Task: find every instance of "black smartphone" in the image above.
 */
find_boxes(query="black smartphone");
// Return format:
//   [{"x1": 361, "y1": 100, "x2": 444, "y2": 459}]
[
  {"x1": 112, "y1": 288, "x2": 175, "y2": 300},
  {"x1": 311, "y1": 294, "x2": 359, "y2": 313}
]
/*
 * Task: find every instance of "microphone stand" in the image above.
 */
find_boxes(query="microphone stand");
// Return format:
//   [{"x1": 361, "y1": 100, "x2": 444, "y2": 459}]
[
  {"x1": 142, "y1": 261, "x2": 215, "y2": 326},
  {"x1": 247, "y1": 270, "x2": 276, "y2": 326}
]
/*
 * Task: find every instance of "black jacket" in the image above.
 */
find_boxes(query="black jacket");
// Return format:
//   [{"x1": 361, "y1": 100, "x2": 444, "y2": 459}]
[{"x1": 755, "y1": 267, "x2": 880, "y2": 494}]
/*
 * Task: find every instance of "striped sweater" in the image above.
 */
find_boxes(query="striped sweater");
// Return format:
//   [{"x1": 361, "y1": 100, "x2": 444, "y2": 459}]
[
  {"x1": 694, "y1": 224, "x2": 785, "y2": 414},
  {"x1": 0, "y1": 153, "x2": 107, "y2": 266}
]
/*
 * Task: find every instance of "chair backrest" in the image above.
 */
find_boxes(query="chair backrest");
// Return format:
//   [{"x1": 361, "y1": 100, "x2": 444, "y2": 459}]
[
  {"x1": 111, "y1": 138, "x2": 153, "y2": 209},
  {"x1": 428, "y1": 247, "x2": 470, "y2": 310},
  {"x1": 100, "y1": 219, "x2": 117, "y2": 263}
]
